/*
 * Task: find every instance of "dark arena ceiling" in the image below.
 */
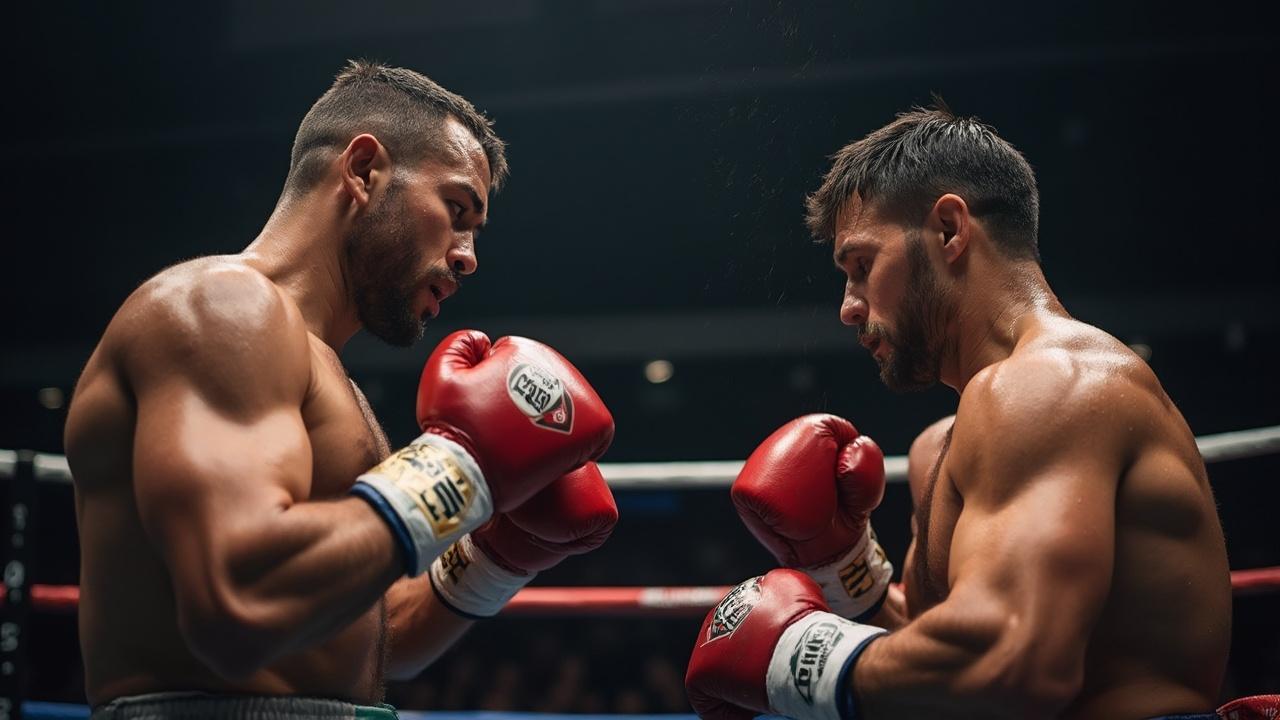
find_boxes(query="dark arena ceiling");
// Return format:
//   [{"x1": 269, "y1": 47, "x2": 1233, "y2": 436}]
[{"x1": 4, "y1": 0, "x2": 1277, "y2": 457}]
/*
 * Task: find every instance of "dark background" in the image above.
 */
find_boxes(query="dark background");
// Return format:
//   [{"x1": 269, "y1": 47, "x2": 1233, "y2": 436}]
[{"x1": 4, "y1": 0, "x2": 1278, "y2": 711}]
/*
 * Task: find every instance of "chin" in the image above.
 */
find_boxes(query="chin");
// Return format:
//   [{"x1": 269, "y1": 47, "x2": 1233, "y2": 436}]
[
  {"x1": 878, "y1": 359, "x2": 915, "y2": 393},
  {"x1": 364, "y1": 311, "x2": 425, "y2": 348},
  {"x1": 883, "y1": 365, "x2": 941, "y2": 394}
]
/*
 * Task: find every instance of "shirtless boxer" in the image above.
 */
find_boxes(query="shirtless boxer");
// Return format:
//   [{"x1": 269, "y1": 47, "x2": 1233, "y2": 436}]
[
  {"x1": 686, "y1": 106, "x2": 1232, "y2": 719},
  {"x1": 63, "y1": 61, "x2": 617, "y2": 719}
]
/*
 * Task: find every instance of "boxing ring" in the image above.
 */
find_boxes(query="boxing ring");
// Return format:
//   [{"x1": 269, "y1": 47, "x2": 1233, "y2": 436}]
[
  {"x1": 17, "y1": 706, "x2": 694, "y2": 720},
  {"x1": 3, "y1": 424, "x2": 1280, "y2": 718}
]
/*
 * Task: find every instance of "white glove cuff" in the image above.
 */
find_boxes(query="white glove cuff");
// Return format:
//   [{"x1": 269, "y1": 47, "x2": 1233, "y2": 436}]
[
  {"x1": 429, "y1": 533, "x2": 532, "y2": 619},
  {"x1": 766, "y1": 611, "x2": 886, "y2": 720},
  {"x1": 805, "y1": 525, "x2": 894, "y2": 620},
  {"x1": 353, "y1": 433, "x2": 492, "y2": 577}
]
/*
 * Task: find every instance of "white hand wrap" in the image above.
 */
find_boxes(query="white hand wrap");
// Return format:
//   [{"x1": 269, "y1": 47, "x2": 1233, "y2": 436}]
[
  {"x1": 352, "y1": 433, "x2": 491, "y2": 577},
  {"x1": 805, "y1": 525, "x2": 893, "y2": 620},
  {"x1": 429, "y1": 533, "x2": 532, "y2": 619},
  {"x1": 766, "y1": 612, "x2": 886, "y2": 720}
]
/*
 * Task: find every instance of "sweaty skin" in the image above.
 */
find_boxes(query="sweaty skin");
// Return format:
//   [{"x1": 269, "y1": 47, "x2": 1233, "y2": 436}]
[
  {"x1": 835, "y1": 196, "x2": 1231, "y2": 719},
  {"x1": 64, "y1": 118, "x2": 491, "y2": 705}
]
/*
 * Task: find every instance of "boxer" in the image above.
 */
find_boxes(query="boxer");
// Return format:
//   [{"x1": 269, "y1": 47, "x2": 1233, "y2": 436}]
[
  {"x1": 64, "y1": 61, "x2": 616, "y2": 719},
  {"x1": 688, "y1": 106, "x2": 1231, "y2": 719}
]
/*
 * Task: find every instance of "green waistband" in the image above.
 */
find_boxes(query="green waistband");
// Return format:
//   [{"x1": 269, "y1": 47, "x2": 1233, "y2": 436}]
[{"x1": 90, "y1": 692, "x2": 398, "y2": 720}]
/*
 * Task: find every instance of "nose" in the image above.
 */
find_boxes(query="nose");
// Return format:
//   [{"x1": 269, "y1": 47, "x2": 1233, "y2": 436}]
[
  {"x1": 840, "y1": 284, "x2": 867, "y2": 327},
  {"x1": 447, "y1": 238, "x2": 478, "y2": 276}
]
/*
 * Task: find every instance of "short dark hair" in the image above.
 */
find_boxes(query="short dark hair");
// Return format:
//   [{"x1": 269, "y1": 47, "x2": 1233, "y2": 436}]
[
  {"x1": 284, "y1": 60, "x2": 508, "y2": 197},
  {"x1": 806, "y1": 102, "x2": 1039, "y2": 261}
]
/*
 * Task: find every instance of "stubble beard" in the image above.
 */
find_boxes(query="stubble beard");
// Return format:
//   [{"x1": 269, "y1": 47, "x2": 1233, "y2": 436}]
[
  {"x1": 864, "y1": 232, "x2": 950, "y2": 393},
  {"x1": 346, "y1": 181, "x2": 429, "y2": 348}
]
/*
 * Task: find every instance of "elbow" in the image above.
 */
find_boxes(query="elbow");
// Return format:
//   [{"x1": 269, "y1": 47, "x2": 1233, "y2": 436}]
[
  {"x1": 954, "y1": 630, "x2": 1083, "y2": 718},
  {"x1": 177, "y1": 590, "x2": 282, "y2": 680}
]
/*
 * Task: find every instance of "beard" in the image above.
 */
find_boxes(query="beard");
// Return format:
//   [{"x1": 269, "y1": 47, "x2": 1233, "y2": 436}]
[
  {"x1": 345, "y1": 180, "x2": 454, "y2": 347},
  {"x1": 859, "y1": 231, "x2": 949, "y2": 392}
]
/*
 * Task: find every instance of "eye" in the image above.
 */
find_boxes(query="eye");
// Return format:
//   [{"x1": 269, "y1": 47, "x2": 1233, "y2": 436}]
[
  {"x1": 852, "y1": 257, "x2": 871, "y2": 280},
  {"x1": 446, "y1": 200, "x2": 465, "y2": 219}
]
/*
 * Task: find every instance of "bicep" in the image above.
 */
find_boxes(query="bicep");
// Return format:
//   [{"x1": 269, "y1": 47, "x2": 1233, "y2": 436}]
[
  {"x1": 124, "y1": 276, "x2": 315, "y2": 596},
  {"x1": 949, "y1": 464, "x2": 1115, "y2": 633},
  {"x1": 133, "y1": 381, "x2": 313, "y2": 570},
  {"x1": 945, "y1": 436, "x2": 1119, "y2": 680}
]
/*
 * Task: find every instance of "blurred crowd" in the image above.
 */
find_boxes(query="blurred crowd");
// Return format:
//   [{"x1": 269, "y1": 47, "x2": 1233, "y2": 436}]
[{"x1": 390, "y1": 620, "x2": 695, "y2": 713}]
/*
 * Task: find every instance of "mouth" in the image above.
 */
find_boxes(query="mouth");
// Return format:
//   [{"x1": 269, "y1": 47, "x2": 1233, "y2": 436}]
[
  {"x1": 861, "y1": 335, "x2": 888, "y2": 361},
  {"x1": 420, "y1": 292, "x2": 440, "y2": 320},
  {"x1": 422, "y1": 281, "x2": 456, "y2": 320}
]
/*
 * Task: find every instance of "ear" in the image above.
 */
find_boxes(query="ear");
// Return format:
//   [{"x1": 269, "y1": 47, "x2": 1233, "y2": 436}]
[
  {"x1": 338, "y1": 134, "x2": 390, "y2": 211},
  {"x1": 929, "y1": 193, "x2": 970, "y2": 265}
]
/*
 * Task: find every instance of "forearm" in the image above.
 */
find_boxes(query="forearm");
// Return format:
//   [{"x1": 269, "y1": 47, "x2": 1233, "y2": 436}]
[
  {"x1": 865, "y1": 582, "x2": 909, "y2": 630},
  {"x1": 383, "y1": 575, "x2": 476, "y2": 679},
  {"x1": 191, "y1": 497, "x2": 403, "y2": 673},
  {"x1": 851, "y1": 608, "x2": 1003, "y2": 718},
  {"x1": 850, "y1": 599, "x2": 1067, "y2": 720}
]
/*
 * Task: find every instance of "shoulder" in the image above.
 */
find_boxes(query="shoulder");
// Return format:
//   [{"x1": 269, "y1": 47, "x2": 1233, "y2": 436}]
[
  {"x1": 958, "y1": 319, "x2": 1159, "y2": 439},
  {"x1": 950, "y1": 321, "x2": 1157, "y2": 495},
  {"x1": 115, "y1": 257, "x2": 308, "y2": 354},
  {"x1": 111, "y1": 258, "x2": 312, "y2": 406}
]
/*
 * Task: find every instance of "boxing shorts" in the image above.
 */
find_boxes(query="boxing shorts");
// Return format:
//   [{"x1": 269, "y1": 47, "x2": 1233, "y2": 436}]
[{"x1": 90, "y1": 692, "x2": 398, "y2": 719}]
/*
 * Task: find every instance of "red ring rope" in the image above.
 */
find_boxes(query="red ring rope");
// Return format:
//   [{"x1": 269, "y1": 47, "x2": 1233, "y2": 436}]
[{"x1": 4, "y1": 566, "x2": 1279, "y2": 616}]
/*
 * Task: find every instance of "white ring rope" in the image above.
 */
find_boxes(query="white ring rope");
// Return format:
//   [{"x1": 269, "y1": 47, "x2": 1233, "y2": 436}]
[
  {"x1": 1192, "y1": 425, "x2": 1280, "y2": 465},
  {"x1": 595, "y1": 424, "x2": 1280, "y2": 489},
  {"x1": 3, "y1": 425, "x2": 1277, "y2": 488}
]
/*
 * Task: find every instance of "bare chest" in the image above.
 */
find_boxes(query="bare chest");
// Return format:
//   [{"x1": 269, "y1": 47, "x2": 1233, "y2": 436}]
[
  {"x1": 908, "y1": 437, "x2": 963, "y2": 613},
  {"x1": 301, "y1": 345, "x2": 391, "y2": 499}
]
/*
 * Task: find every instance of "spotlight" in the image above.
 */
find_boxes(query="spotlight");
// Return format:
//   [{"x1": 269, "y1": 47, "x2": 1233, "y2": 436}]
[
  {"x1": 37, "y1": 387, "x2": 64, "y2": 410},
  {"x1": 644, "y1": 360, "x2": 674, "y2": 384}
]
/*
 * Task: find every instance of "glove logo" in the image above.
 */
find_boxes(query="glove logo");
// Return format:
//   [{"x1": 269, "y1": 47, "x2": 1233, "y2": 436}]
[
  {"x1": 507, "y1": 363, "x2": 574, "y2": 433},
  {"x1": 789, "y1": 621, "x2": 844, "y2": 705},
  {"x1": 434, "y1": 540, "x2": 472, "y2": 586},
  {"x1": 837, "y1": 530, "x2": 891, "y2": 604},
  {"x1": 369, "y1": 442, "x2": 474, "y2": 536},
  {"x1": 704, "y1": 576, "x2": 762, "y2": 645}
]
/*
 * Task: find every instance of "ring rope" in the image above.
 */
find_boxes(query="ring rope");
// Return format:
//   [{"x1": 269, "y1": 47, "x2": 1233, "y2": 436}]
[
  {"x1": 4, "y1": 424, "x2": 1277, "y2": 489},
  {"x1": 5, "y1": 566, "x2": 1280, "y2": 617}
]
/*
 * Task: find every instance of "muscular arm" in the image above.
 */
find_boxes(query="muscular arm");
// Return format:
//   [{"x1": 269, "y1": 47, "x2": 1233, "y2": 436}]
[
  {"x1": 852, "y1": 362, "x2": 1125, "y2": 718},
  {"x1": 383, "y1": 576, "x2": 475, "y2": 679},
  {"x1": 127, "y1": 268, "x2": 401, "y2": 679}
]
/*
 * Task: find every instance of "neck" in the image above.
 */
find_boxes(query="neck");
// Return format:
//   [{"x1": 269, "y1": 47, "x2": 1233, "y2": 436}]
[
  {"x1": 939, "y1": 260, "x2": 1066, "y2": 392},
  {"x1": 241, "y1": 191, "x2": 361, "y2": 350}
]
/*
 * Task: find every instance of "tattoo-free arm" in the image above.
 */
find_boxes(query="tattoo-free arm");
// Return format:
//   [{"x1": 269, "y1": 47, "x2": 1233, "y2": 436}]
[
  {"x1": 852, "y1": 369, "x2": 1122, "y2": 718},
  {"x1": 128, "y1": 268, "x2": 402, "y2": 679},
  {"x1": 383, "y1": 576, "x2": 476, "y2": 679}
]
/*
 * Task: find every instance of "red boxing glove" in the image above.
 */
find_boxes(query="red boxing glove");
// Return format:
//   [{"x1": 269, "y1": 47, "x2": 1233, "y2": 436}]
[
  {"x1": 417, "y1": 331, "x2": 615, "y2": 512},
  {"x1": 430, "y1": 463, "x2": 618, "y2": 618},
  {"x1": 685, "y1": 569, "x2": 886, "y2": 720},
  {"x1": 475, "y1": 462, "x2": 618, "y2": 573},
  {"x1": 731, "y1": 414, "x2": 892, "y2": 619}
]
